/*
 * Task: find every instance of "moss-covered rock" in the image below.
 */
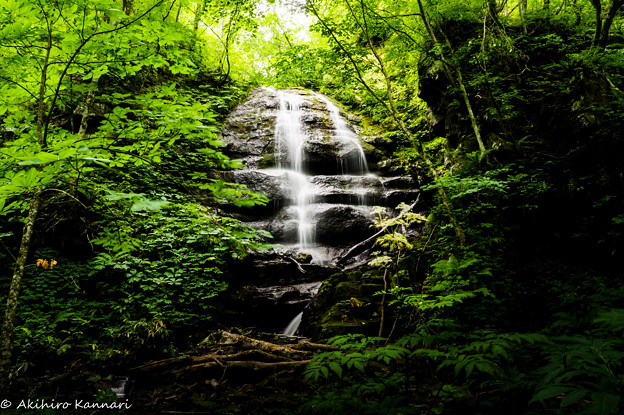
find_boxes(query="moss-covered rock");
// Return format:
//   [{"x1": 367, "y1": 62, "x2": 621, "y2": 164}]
[{"x1": 299, "y1": 269, "x2": 385, "y2": 340}]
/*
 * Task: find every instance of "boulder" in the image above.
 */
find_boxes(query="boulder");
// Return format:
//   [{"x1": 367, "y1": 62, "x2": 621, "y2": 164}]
[
  {"x1": 309, "y1": 204, "x2": 376, "y2": 245},
  {"x1": 221, "y1": 87, "x2": 280, "y2": 168}
]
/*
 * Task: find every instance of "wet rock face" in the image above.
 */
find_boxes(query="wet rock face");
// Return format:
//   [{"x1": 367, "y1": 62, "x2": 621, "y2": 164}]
[
  {"x1": 217, "y1": 251, "x2": 339, "y2": 333},
  {"x1": 221, "y1": 87, "x2": 376, "y2": 175},
  {"x1": 220, "y1": 87, "x2": 425, "y2": 260},
  {"x1": 220, "y1": 88, "x2": 280, "y2": 167},
  {"x1": 218, "y1": 87, "x2": 422, "y2": 335},
  {"x1": 265, "y1": 204, "x2": 376, "y2": 245},
  {"x1": 298, "y1": 269, "x2": 384, "y2": 339}
]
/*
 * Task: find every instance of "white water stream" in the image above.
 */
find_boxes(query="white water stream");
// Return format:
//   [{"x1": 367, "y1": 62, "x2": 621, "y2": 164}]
[
  {"x1": 314, "y1": 93, "x2": 369, "y2": 176},
  {"x1": 274, "y1": 91, "x2": 371, "y2": 254},
  {"x1": 275, "y1": 91, "x2": 371, "y2": 336},
  {"x1": 282, "y1": 311, "x2": 303, "y2": 336}
]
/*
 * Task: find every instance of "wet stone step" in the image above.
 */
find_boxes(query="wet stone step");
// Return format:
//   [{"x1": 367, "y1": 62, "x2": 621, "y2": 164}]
[
  {"x1": 225, "y1": 169, "x2": 419, "y2": 211},
  {"x1": 266, "y1": 204, "x2": 380, "y2": 245}
]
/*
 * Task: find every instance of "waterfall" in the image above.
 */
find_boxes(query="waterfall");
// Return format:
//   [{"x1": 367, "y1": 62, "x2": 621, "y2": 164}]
[
  {"x1": 273, "y1": 91, "x2": 371, "y2": 254},
  {"x1": 221, "y1": 87, "x2": 421, "y2": 335},
  {"x1": 282, "y1": 311, "x2": 303, "y2": 336},
  {"x1": 275, "y1": 92, "x2": 305, "y2": 172},
  {"x1": 314, "y1": 94, "x2": 368, "y2": 176},
  {"x1": 110, "y1": 376, "x2": 129, "y2": 397},
  {"x1": 275, "y1": 92, "x2": 315, "y2": 249}
]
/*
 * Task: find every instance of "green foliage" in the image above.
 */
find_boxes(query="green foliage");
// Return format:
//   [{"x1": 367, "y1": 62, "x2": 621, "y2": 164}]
[
  {"x1": 0, "y1": 0, "x2": 276, "y2": 390},
  {"x1": 271, "y1": 45, "x2": 328, "y2": 89},
  {"x1": 302, "y1": 334, "x2": 416, "y2": 414},
  {"x1": 91, "y1": 201, "x2": 273, "y2": 336},
  {"x1": 11, "y1": 200, "x2": 275, "y2": 368},
  {"x1": 529, "y1": 310, "x2": 624, "y2": 414},
  {"x1": 1, "y1": 0, "x2": 624, "y2": 412}
]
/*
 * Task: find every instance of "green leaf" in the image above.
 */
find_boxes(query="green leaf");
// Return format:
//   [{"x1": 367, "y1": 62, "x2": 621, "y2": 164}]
[
  {"x1": 590, "y1": 392, "x2": 620, "y2": 414},
  {"x1": 353, "y1": 360, "x2": 365, "y2": 372},
  {"x1": 530, "y1": 385, "x2": 570, "y2": 404},
  {"x1": 17, "y1": 152, "x2": 60, "y2": 165},
  {"x1": 130, "y1": 199, "x2": 169, "y2": 212},
  {"x1": 560, "y1": 388, "x2": 587, "y2": 408},
  {"x1": 328, "y1": 362, "x2": 342, "y2": 378}
]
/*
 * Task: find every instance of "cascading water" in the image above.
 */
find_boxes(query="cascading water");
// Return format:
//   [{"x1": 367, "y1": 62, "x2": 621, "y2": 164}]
[
  {"x1": 274, "y1": 92, "x2": 315, "y2": 250},
  {"x1": 314, "y1": 93, "x2": 368, "y2": 176},
  {"x1": 273, "y1": 92, "x2": 373, "y2": 335},
  {"x1": 282, "y1": 311, "x2": 303, "y2": 336},
  {"x1": 273, "y1": 91, "x2": 372, "y2": 256}
]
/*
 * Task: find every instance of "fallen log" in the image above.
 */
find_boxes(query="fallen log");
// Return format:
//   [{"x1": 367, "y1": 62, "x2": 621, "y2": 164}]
[
  {"x1": 289, "y1": 341, "x2": 339, "y2": 352},
  {"x1": 130, "y1": 355, "x2": 193, "y2": 373},
  {"x1": 128, "y1": 330, "x2": 333, "y2": 413},
  {"x1": 132, "y1": 331, "x2": 330, "y2": 379},
  {"x1": 192, "y1": 349, "x2": 294, "y2": 363},
  {"x1": 169, "y1": 359, "x2": 311, "y2": 377},
  {"x1": 217, "y1": 331, "x2": 308, "y2": 358}
]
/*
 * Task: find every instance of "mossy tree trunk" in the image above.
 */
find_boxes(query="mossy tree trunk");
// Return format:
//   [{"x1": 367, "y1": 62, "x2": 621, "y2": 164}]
[
  {"x1": 0, "y1": 191, "x2": 41, "y2": 394},
  {"x1": 416, "y1": 0, "x2": 486, "y2": 155},
  {"x1": 589, "y1": 0, "x2": 624, "y2": 49}
]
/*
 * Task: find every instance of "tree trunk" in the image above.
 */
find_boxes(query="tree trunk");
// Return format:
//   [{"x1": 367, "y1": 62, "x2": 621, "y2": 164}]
[
  {"x1": 310, "y1": 0, "x2": 467, "y2": 247},
  {"x1": 488, "y1": 0, "x2": 504, "y2": 28},
  {"x1": 36, "y1": 39, "x2": 52, "y2": 148},
  {"x1": 336, "y1": 197, "x2": 420, "y2": 267},
  {"x1": 193, "y1": 1, "x2": 204, "y2": 30},
  {"x1": 378, "y1": 268, "x2": 388, "y2": 337},
  {"x1": 176, "y1": 2, "x2": 182, "y2": 23},
  {"x1": 0, "y1": 190, "x2": 42, "y2": 394},
  {"x1": 573, "y1": 0, "x2": 581, "y2": 25},
  {"x1": 599, "y1": 1, "x2": 624, "y2": 48},
  {"x1": 590, "y1": 0, "x2": 603, "y2": 47},
  {"x1": 519, "y1": 0, "x2": 527, "y2": 15},
  {"x1": 123, "y1": 0, "x2": 133, "y2": 15},
  {"x1": 218, "y1": 3, "x2": 239, "y2": 85},
  {"x1": 454, "y1": 64, "x2": 487, "y2": 154},
  {"x1": 416, "y1": 0, "x2": 486, "y2": 155}
]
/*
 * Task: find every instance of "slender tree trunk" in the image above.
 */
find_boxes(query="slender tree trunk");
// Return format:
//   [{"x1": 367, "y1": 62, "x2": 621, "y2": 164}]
[
  {"x1": 0, "y1": 3, "x2": 51, "y2": 392},
  {"x1": 519, "y1": 0, "x2": 527, "y2": 15},
  {"x1": 176, "y1": 2, "x2": 182, "y2": 23},
  {"x1": 218, "y1": 4, "x2": 239, "y2": 86},
  {"x1": 123, "y1": 0, "x2": 133, "y2": 15},
  {"x1": 0, "y1": 0, "x2": 163, "y2": 393},
  {"x1": 193, "y1": 1, "x2": 205, "y2": 30},
  {"x1": 36, "y1": 39, "x2": 52, "y2": 148},
  {"x1": 599, "y1": 1, "x2": 624, "y2": 48},
  {"x1": 454, "y1": 63, "x2": 487, "y2": 154},
  {"x1": 590, "y1": 0, "x2": 603, "y2": 46},
  {"x1": 378, "y1": 268, "x2": 388, "y2": 337},
  {"x1": 0, "y1": 191, "x2": 42, "y2": 394},
  {"x1": 488, "y1": 0, "x2": 504, "y2": 28},
  {"x1": 480, "y1": 9, "x2": 512, "y2": 138},
  {"x1": 574, "y1": 0, "x2": 582, "y2": 25},
  {"x1": 416, "y1": 0, "x2": 486, "y2": 155},
  {"x1": 327, "y1": 0, "x2": 467, "y2": 246}
]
